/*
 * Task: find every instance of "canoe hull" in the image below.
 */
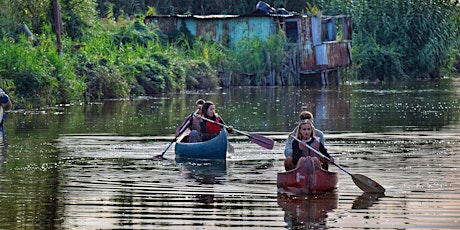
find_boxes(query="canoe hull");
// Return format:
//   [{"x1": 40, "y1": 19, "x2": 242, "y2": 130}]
[
  {"x1": 277, "y1": 156, "x2": 338, "y2": 194},
  {"x1": 175, "y1": 129, "x2": 227, "y2": 160}
]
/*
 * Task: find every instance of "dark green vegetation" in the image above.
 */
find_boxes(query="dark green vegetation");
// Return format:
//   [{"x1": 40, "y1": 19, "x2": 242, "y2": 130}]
[
  {"x1": 319, "y1": 0, "x2": 460, "y2": 82},
  {"x1": 0, "y1": 0, "x2": 459, "y2": 109}
]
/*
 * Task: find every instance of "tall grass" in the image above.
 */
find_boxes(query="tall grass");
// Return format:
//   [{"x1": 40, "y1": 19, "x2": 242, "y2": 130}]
[
  {"x1": 319, "y1": 0, "x2": 460, "y2": 81},
  {"x1": 227, "y1": 32, "x2": 286, "y2": 86},
  {"x1": 0, "y1": 27, "x2": 84, "y2": 108}
]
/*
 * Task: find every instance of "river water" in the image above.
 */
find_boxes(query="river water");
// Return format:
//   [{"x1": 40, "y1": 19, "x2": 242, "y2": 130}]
[{"x1": 0, "y1": 79, "x2": 459, "y2": 229}]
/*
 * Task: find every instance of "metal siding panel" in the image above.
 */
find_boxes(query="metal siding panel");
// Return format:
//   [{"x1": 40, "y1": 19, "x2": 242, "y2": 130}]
[
  {"x1": 299, "y1": 16, "x2": 316, "y2": 71},
  {"x1": 316, "y1": 44, "x2": 328, "y2": 66},
  {"x1": 325, "y1": 42, "x2": 352, "y2": 68},
  {"x1": 228, "y1": 18, "x2": 249, "y2": 49},
  {"x1": 153, "y1": 17, "x2": 178, "y2": 33},
  {"x1": 196, "y1": 19, "x2": 218, "y2": 41},
  {"x1": 147, "y1": 14, "x2": 353, "y2": 75},
  {"x1": 311, "y1": 14, "x2": 322, "y2": 45},
  {"x1": 327, "y1": 18, "x2": 336, "y2": 41},
  {"x1": 183, "y1": 18, "x2": 197, "y2": 36},
  {"x1": 228, "y1": 17, "x2": 272, "y2": 49},
  {"x1": 248, "y1": 17, "x2": 271, "y2": 39}
]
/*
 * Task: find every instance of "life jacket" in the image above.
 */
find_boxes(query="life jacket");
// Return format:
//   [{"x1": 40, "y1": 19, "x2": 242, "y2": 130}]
[
  {"x1": 302, "y1": 138, "x2": 321, "y2": 157},
  {"x1": 302, "y1": 138, "x2": 329, "y2": 170},
  {"x1": 205, "y1": 116, "x2": 222, "y2": 134}
]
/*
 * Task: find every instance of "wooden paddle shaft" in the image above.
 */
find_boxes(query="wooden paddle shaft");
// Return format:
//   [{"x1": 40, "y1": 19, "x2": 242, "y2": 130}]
[
  {"x1": 199, "y1": 115, "x2": 274, "y2": 149},
  {"x1": 291, "y1": 135, "x2": 352, "y2": 175},
  {"x1": 291, "y1": 135, "x2": 385, "y2": 193},
  {"x1": 158, "y1": 109, "x2": 199, "y2": 157}
]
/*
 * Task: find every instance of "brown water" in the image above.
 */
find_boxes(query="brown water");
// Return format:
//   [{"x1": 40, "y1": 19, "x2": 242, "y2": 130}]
[{"x1": 0, "y1": 79, "x2": 459, "y2": 229}]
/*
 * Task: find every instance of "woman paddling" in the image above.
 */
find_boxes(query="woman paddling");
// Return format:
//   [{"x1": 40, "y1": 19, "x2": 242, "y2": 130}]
[
  {"x1": 292, "y1": 119, "x2": 333, "y2": 170},
  {"x1": 200, "y1": 101, "x2": 233, "y2": 141}
]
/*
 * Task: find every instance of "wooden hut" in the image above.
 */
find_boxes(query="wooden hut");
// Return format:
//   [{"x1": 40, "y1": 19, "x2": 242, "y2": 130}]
[{"x1": 145, "y1": 10, "x2": 352, "y2": 86}]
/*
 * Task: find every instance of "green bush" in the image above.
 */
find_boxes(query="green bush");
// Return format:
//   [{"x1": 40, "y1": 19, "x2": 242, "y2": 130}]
[
  {"x1": 318, "y1": 0, "x2": 460, "y2": 80},
  {"x1": 0, "y1": 32, "x2": 84, "y2": 108}
]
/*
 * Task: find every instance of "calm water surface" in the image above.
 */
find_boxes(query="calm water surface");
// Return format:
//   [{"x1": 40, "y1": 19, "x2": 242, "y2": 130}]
[{"x1": 0, "y1": 79, "x2": 459, "y2": 229}]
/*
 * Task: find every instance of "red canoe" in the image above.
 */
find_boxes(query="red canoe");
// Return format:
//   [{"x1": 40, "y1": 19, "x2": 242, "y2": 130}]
[{"x1": 277, "y1": 156, "x2": 338, "y2": 194}]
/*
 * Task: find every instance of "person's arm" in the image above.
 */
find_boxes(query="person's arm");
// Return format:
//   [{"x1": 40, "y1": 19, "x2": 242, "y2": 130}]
[
  {"x1": 319, "y1": 143, "x2": 334, "y2": 163},
  {"x1": 291, "y1": 140, "x2": 302, "y2": 166},
  {"x1": 315, "y1": 129, "x2": 325, "y2": 146},
  {"x1": 285, "y1": 127, "x2": 299, "y2": 157},
  {"x1": 284, "y1": 135, "x2": 293, "y2": 157},
  {"x1": 175, "y1": 115, "x2": 192, "y2": 136},
  {"x1": 200, "y1": 120, "x2": 208, "y2": 134}
]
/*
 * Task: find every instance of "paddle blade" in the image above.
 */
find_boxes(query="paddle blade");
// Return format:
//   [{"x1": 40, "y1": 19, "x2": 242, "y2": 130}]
[
  {"x1": 227, "y1": 141, "x2": 235, "y2": 153},
  {"x1": 155, "y1": 154, "x2": 166, "y2": 159},
  {"x1": 351, "y1": 174, "x2": 385, "y2": 193},
  {"x1": 176, "y1": 128, "x2": 191, "y2": 143},
  {"x1": 248, "y1": 134, "x2": 274, "y2": 149}
]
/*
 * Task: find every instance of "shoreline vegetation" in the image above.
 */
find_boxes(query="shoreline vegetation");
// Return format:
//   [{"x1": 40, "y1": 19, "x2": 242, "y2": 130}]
[{"x1": 0, "y1": 1, "x2": 459, "y2": 109}]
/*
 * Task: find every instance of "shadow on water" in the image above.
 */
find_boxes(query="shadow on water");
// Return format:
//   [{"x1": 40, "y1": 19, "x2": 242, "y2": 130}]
[
  {"x1": 351, "y1": 192, "x2": 385, "y2": 210},
  {"x1": 278, "y1": 192, "x2": 338, "y2": 229},
  {"x1": 172, "y1": 158, "x2": 228, "y2": 212}
]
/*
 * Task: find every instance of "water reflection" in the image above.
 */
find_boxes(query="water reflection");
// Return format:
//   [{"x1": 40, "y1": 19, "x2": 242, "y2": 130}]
[
  {"x1": 0, "y1": 79, "x2": 459, "y2": 229},
  {"x1": 352, "y1": 192, "x2": 385, "y2": 209},
  {"x1": 278, "y1": 192, "x2": 338, "y2": 229},
  {"x1": 176, "y1": 158, "x2": 227, "y2": 185},
  {"x1": 0, "y1": 139, "x2": 7, "y2": 167}
]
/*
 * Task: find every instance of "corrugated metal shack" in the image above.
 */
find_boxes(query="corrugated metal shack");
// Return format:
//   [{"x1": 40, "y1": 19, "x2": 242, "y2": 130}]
[{"x1": 144, "y1": 9, "x2": 352, "y2": 86}]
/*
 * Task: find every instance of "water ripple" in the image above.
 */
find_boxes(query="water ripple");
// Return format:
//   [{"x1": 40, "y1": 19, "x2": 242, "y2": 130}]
[{"x1": 54, "y1": 132, "x2": 460, "y2": 229}]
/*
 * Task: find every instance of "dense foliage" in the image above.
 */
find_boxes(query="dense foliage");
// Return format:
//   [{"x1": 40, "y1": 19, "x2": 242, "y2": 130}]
[
  {"x1": 0, "y1": 0, "x2": 459, "y2": 109},
  {"x1": 317, "y1": 0, "x2": 460, "y2": 81},
  {"x1": 95, "y1": 0, "x2": 307, "y2": 17}
]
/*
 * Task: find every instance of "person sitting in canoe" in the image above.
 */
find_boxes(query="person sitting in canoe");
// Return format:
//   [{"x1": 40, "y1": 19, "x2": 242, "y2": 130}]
[
  {"x1": 284, "y1": 110, "x2": 325, "y2": 170},
  {"x1": 200, "y1": 101, "x2": 233, "y2": 141},
  {"x1": 175, "y1": 98, "x2": 205, "y2": 143},
  {"x1": 292, "y1": 119, "x2": 333, "y2": 171}
]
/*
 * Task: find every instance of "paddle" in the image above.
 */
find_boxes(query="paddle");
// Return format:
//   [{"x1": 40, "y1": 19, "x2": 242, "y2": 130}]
[
  {"x1": 227, "y1": 141, "x2": 235, "y2": 153},
  {"x1": 291, "y1": 135, "x2": 385, "y2": 193},
  {"x1": 156, "y1": 109, "x2": 199, "y2": 159},
  {"x1": 199, "y1": 116, "x2": 274, "y2": 150}
]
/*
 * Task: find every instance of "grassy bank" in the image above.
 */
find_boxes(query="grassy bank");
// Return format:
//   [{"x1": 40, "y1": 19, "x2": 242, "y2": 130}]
[{"x1": 1, "y1": 1, "x2": 459, "y2": 109}]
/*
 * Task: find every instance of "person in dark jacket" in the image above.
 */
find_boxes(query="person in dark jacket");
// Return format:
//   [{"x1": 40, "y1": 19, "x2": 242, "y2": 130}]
[
  {"x1": 0, "y1": 88, "x2": 12, "y2": 138},
  {"x1": 175, "y1": 99, "x2": 205, "y2": 143},
  {"x1": 291, "y1": 119, "x2": 333, "y2": 170},
  {"x1": 284, "y1": 110, "x2": 325, "y2": 170},
  {"x1": 0, "y1": 88, "x2": 11, "y2": 112}
]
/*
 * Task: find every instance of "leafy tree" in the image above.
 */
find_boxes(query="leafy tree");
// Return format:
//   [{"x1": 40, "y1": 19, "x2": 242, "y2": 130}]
[
  {"x1": 60, "y1": 0, "x2": 98, "y2": 40},
  {"x1": 0, "y1": 0, "x2": 50, "y2": 35}
]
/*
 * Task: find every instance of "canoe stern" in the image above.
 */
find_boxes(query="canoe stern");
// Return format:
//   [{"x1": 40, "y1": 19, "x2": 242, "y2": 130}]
[{"x1": 175, "y1": 129, "x2": 228, "y2": 160}]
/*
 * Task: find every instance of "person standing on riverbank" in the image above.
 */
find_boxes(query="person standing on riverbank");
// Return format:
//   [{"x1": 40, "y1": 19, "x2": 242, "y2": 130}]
[
  {"x1": 0, "y1": 88, "x2": 12, "y2": 138},
  {"x1": 284, "y1": 110, "x2": 325, "y2": 171},
  {"x1": 0, "y1": 89, "x2": 11, "y2": 112}
]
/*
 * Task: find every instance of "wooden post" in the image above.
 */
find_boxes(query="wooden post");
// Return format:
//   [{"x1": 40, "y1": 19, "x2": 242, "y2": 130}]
[{"x1": 53, "y1": 0, "x2": 63, "y2": 57}]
